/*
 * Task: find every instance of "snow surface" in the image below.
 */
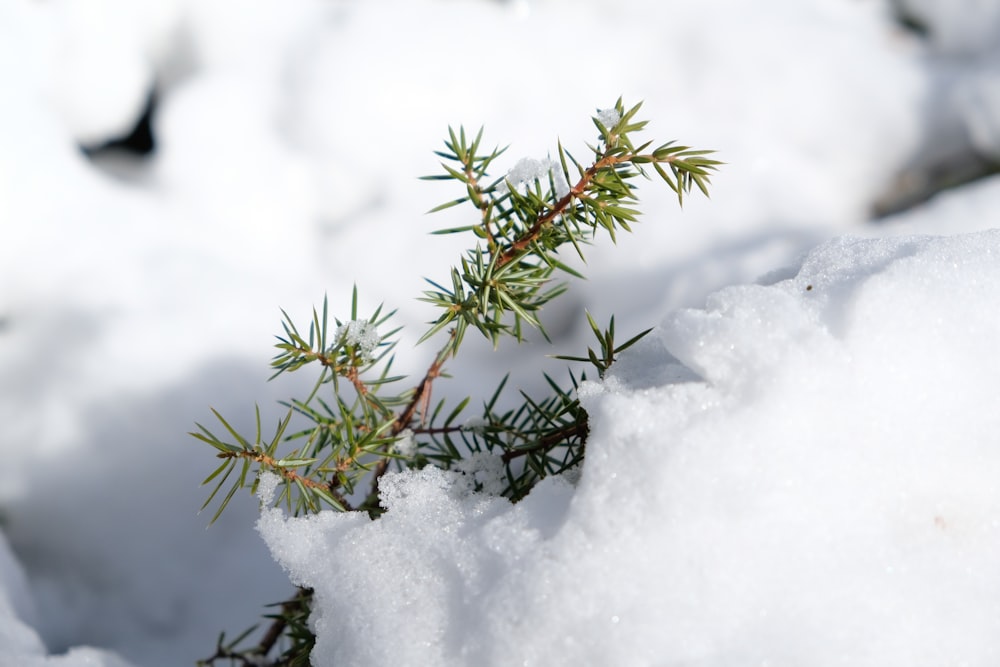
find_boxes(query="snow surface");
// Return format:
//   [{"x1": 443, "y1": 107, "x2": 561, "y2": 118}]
[
  {"x1": 259, "y1": 231, "x2": 1000, "y2": 666},
  {"x1": 3, "y1": 0, "x2": 1000, "y2": 665}
]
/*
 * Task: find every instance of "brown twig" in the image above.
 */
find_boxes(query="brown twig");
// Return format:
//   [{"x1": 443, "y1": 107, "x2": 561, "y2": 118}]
[
  {"x1": 464, "y1": 157, "x2": 496, "y2": 251},
  {"x1": 220, "y1": 450, "x2": 352, "y2": 510},
  {"x1": 500, "y1": 415, "x2": 589, "y2": 464},
  {"x1": 361, "y1": 330, "x2": 457, "y2": 511},
  {"x1": 256, "y1": 587, "x2": 313, "y2": 658},
  {"x1": 495, "y1": 153, "x2": 628, "y2": 269},
  {"x1": 197, "y1": 587, "x2": 314, "y2": 666},
  {"x1": 392, "y1": 332, "x2": 455, "y2": 435}
]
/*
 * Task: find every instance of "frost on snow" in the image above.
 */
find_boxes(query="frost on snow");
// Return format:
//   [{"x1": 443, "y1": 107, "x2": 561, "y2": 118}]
[{"x1": 259, "y1": 229, "x2": 1000, "y2": 667}]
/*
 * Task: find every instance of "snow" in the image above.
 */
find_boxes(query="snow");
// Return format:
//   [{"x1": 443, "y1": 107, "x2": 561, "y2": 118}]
[
  {"x1": 255, "y1": 472, "x2": 281, "y2": 508},
  {"x1": 451, "y1": 451, "x2": 508, "y2": 496},
  {"x1": 595, "y1": 108, "x2": 622, "y2": 130},
  {"x1": 3, "y1": 0, "x2": 1000, "y2": 665},
  {"x1": 259, "y1": 230, "x2": 1000, "y2": 666},
  {"x1": 335, "y1": 319, "x2": 381, "y2": 361},
  {"x1": 894, "y1": 0, "x2": 1000, "y2": 54},
  {"x1": 392, "y1": 428, "x2": 418, "y2": 458},
  {"x1": 0, "y1": 527, "x2": 132, "y2": 665},
  {"x1": 496, "y1": 156, "x2": 568, "y2": 198}
]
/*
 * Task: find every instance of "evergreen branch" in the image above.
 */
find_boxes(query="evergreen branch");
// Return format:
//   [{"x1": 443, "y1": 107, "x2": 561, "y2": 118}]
[
  {"x1": 392, "y1": 330, "x2": 456, "y2": 435},
  {"x1": 495, "y1": 152, "x2": 628, "y2": 269},
  {"x1": 256, "y1": 587, "x2": 314, "y2": 661},
  {"x1": 194, "y1": 99, "x2": 719, "y2": 665},
  {"x1": 499, "y1": 414, "x2": 589, "y2": 463},
  {"x1": 360, "y1": 330, "x2": 457, "y2": 513},
  {"x1": 197, "y1": 587, "x2": 314, "y2": 667},
  {"x1": 218, "y1": 448, "x2": 353, "y2": 512}
]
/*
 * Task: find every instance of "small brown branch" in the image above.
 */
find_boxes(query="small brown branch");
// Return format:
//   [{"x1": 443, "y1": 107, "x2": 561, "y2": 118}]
[
  {"x1": 221, "y1": 451, "x2": 324, "y2": 489},
  {"x1": 464, "y1": 159, "x2": 496, "y2": 251},
  {"x1": 255, "y1": 587, "x2": 313, "y2": 658},
  {"x1": 199, "y1": 646, "x2": 253, "y2": 667},
  {"x1": 392, "y1": 340, "x2": 452, "y2": 435},
  {"x1": 198, "y1": 587, "x2": 314, "y2": 666},
  {"x1": 500, "y1": 415, "x2": 588, "y2": 463},
  {"x1": 290, "y1": 344, "x2": 336, "y2": 368},
  {"x1": 363, "y1": 331, "x2": 457, "y2": 508},
  {"x1": 221, "y1": 450, "x2": 353, "y2": 510},
  {"x1": 293, "y1": 345, "x2": 374, "y2": 391},
  {"x1": 345, "y1": 366, "x2": 368, "y2": 397},
  {"x1": 296, "y1": 344, "x2": 395, "y2": 425},
  {"x1": 495, "y1": 153, "x2": 628, "y2": 269}
]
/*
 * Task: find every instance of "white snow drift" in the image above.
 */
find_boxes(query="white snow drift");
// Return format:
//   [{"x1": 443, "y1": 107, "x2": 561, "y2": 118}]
[
  {"x1": 258, "y1": 230, "x2": 1000, "y2": 666},
  {"x1": 4, "y1": 0, "x2": 1000, "y2": 665}
]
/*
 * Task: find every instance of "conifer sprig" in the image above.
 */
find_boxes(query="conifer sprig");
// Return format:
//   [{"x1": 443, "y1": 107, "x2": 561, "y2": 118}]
[
  {"x1": 194, "y1": 99, "x2": 718, "y2": 666},
  {"x1": 420, "y1": 98, "x2": 720, "y2": 349}
]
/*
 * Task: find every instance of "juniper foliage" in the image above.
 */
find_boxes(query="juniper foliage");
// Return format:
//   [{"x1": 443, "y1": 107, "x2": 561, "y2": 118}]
[{"x1": 193, "y1": 99, "x2": 719, "y2": 666}]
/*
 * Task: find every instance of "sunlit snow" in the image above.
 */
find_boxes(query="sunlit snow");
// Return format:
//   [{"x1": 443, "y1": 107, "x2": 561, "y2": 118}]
[
  {"x1": 3, "y1": 0, "x2": 1000, "y2": 665},
  {"x1": 259, "y1": 231, "x2": 1000, "y2": 666}
]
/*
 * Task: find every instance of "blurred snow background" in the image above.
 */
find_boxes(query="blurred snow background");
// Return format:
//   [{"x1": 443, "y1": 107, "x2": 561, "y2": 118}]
[{"x1": 2, "y1": 0, "x2": 1000, "y2": 665}]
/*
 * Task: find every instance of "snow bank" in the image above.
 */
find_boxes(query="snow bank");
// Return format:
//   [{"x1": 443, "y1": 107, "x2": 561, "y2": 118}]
[
  {"x1": 260, "y1": 229, "x2": 1000, "y2": 666},
  {"x1": 0, "y1": 532, "x2": 135, "y2": 667},
  {"x1": 0, "y1": 0, "x2": 996, "y2": 663}
]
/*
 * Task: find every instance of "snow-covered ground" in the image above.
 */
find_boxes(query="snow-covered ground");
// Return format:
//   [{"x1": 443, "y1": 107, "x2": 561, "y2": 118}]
[{"x1": 3, "y1": 0, "x2": 1000, "y2": 665}]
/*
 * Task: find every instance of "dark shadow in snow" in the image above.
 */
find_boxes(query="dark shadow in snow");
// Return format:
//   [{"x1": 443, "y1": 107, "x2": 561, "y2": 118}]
[
  {"x1": 79, "y1": 87, "x2": 159, "y2": 184},
  {"x1": 605, "y1": 333, "x2": 702, "y2": 391},
  {"x1": 80, "y1": 89, "x2": 158, "y2": 159},
  {"x1": 3, "y1": 358, "x2": 301, "y2": 667},
  {"x1": 871, "y1": 7, "x2": 1000, "y2": 219}
]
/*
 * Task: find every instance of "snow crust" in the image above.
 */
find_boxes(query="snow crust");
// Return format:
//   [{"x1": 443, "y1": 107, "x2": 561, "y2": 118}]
[{"x1": 259, "y1": 230, "x2": 1000, "y2": 666}]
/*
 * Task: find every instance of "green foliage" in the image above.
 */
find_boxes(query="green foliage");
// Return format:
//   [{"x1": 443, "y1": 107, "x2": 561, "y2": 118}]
[{"x1": 193, "y1": 99, "x2": 718, "y2": 666}]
